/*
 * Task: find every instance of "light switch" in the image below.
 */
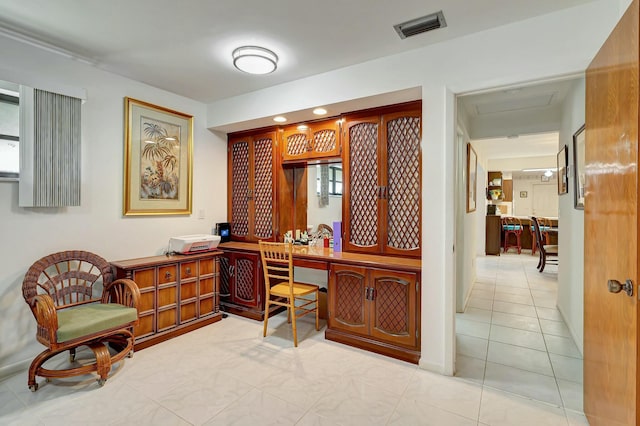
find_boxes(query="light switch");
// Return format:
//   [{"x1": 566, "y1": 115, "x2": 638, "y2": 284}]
[{"x1": 198, "y1": 209, "x2": 205, "y2": 219}]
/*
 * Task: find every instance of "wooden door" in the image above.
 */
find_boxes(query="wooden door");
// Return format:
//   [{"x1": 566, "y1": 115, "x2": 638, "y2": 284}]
[
  {"x1": 531, "y1": 184, "x2": 558, "y2": 218},
  {"x1": 308, "y1": 119, "x2": 341, "y2": 159},
  {"x1": 342, "y1": 116, "x2": 383, "y2": 254},
  {"x1": 282, "y1": 125, "x2": 310, "y2": 162},
  {"x1": 328, "y1": 264, "x2": 368, "y2": 335},
  {"x1": 368, "y1": 268, "x2": 418, "y2": 348},
  {"x1": 584, "y1": 2, "x2": 639, "y2": 425},
  {"x1": 381, "y1": 109, "x2": 422, "y2": 257}
]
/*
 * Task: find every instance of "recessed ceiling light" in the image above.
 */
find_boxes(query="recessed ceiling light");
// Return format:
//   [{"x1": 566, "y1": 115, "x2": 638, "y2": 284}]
[
  {"x1": 313, "y1": 108, "x2": 327, "y2": 115},
  {"x1": 297, "y1": 124, "x2": 309, "y2": 131},
  {"x1": 273, "y1": 116, "x2": 287, "y2": 123},
  {"x1": 232, "y1": 46, "x2": 278, "y2": 75}
]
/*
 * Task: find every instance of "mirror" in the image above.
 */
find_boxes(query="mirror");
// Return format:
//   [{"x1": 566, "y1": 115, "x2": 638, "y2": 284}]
[{"x1": 307, "y1": 164, "x2": 342, "y2": 235}]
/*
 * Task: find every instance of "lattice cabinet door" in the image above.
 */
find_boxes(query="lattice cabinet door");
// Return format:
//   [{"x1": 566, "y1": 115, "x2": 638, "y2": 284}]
[
  {"x1": 381, "y1": 110, "x2": 422, "y2": 257},
  {"x1": 230, "y1": 251, "x2": 262, "y2": 309},
  {"x1": 250, "y1": 132, "x2": 277, "y2": 241},
  {"x1": 368, "y1": 268, "x2": 418, "y2": 348},
  {"x1": 328, "y1": 264, "x2": 368, "y2": 336},
  {"x1": 342, "y1": 116, "x2": 383, "y2": 254},
  {"x1": 228, "y1": 137, "x2": 251, "y2": 241},
  {"x1": 282, "y1": 119, "x2": 341, "y2": 162}
]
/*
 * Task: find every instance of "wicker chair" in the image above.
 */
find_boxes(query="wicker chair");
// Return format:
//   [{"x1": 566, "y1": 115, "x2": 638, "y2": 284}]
[{"x1": 22, "y1": 250, "x2": 140, "y2": 391}]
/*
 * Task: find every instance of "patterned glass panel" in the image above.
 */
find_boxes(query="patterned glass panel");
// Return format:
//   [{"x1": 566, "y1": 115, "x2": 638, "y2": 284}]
[
  {"x1": 386, "y1": 116, "x2": 421, "y2": 250},
  {"x1": 287, "y1": 133, "x2": 307, "y2": 156},
  {"x1": 374, "y1": 278, "x2": 409, "y2": 335},
  {"x1": 313, "y1": 129, "x2": 336, "y2": 153},
  {"x1": 349, "y1": 122, "x2": 379, "y2": 247},
  {"x1": 231, "y1": 141, "x2": 249, "y2": 237},
  {"x1": 234, "y1": 258, "x2": 255, "y2": 302},
  {"x1": 253, "y1": 137, "x2": 274, "y2": 239},
  {"x1": 335, "y1": 272, "x2": 366, "y2": 326}
]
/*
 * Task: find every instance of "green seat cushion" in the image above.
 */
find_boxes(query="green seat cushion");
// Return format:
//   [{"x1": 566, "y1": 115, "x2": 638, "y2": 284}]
[{"x1": 56, "y1": 303, "x2": 137, "y2": 343}]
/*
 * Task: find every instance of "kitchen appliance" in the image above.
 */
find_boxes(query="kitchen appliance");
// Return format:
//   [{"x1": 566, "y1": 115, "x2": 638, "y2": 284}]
[
  {"x1": 168, "y1": 234, "x2": 221, "y2": 254},
  {"x1": 215, "y1": 222, "x2": 231, "y2": 242}
]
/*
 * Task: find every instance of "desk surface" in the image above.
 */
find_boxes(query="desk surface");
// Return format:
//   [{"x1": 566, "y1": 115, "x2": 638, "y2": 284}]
[{"x1": 219, "y1": 241, "x2": 422, "y2": 272}]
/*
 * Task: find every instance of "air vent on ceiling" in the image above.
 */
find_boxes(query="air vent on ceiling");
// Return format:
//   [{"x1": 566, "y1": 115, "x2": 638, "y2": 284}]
[{"x1": 394, "y1": 11, "x2": 447, "y2": 39}]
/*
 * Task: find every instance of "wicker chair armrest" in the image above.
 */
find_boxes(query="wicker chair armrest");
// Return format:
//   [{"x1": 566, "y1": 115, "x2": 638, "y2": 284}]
[
  {"x1": 102, "y1": 278, "x2": 141, "y2": 311},
  {"x1": 31, "y1": 294, "x2": 59, "y2": 344}
]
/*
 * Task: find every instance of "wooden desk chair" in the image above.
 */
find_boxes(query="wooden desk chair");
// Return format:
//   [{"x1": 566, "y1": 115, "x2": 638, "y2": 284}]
[
  {"x1": 502, "y1": 216, "x2": 523, "y2": 254},
  {"x1": 531, "y1": 217, "x2": 558, "y2": 272},
  {"x1": 259, "y1": 241, "x2": 319, "y2": 347},
  {"x1": 531, "y1": 217, "x2": 552, "y2": 255},
  {"x1": 22, "y1": 251, "x2": 140, "y2": 391}
]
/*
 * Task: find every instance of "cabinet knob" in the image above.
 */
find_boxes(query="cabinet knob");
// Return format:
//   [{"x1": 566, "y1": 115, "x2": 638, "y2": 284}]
[
  {"x1": 186, "y1": 267, "x2": 191, "y2": 276},
  {"x1": 165, "y1": 271, "x2": 172, "y2": 280}
]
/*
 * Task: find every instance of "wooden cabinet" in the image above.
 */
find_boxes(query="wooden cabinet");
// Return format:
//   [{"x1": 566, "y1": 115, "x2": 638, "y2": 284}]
[
  {"x1": 326, "y1": 263, "x2": 420, "y2": 363},
  {"x1": 111, "y1": 252, "x2": 222, "y2": 350},
  {"x1": 342, "y1": 102, "x2": 422, "y2": 257},
  {"x1": 485, "y1": 215, "x2": 502, "y2": 255},
  {"x1": 487, "y1": 171, "x2": 503, "y2": 200},
  {"x1": 502, "y1": 179, "x2": 513, "y2": 202},
  {"x1": 228, "y1": 130, "x2": 278, "y2": 242},
  {"x1": 282, "y1": 119, "x2": 341, "y2": 162}
]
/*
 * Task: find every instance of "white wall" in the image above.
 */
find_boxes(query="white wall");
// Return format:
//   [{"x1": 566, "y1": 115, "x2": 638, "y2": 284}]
[
  {"x1": 0, "y1": 38, "x2": 227, "y2": 377},
  {"x1": 511, "y1": 174, "x2": 559, "y2": 217},
  {"x1": 206, "y1": 0, "x2": 621, "y2": 374},
  {"x1": 557, "y1": 77, "x2": 586, "y2": 354}
]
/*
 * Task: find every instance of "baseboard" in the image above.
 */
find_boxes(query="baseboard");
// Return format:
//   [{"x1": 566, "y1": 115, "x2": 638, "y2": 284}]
[
  {"x1": 557, "y1": 304, "x2": 584, "y2": 356},
  {"x1": 0, "y1": 359, "x2": 30, "y2": 382},
  {"x1": 418, "y1": 358, "x2": 448, "y2": 375}
]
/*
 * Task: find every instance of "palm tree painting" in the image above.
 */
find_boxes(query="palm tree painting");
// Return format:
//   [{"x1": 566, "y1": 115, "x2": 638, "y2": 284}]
[{"x1": 139, "y1": 118, "x2": 180, "y2": 200}]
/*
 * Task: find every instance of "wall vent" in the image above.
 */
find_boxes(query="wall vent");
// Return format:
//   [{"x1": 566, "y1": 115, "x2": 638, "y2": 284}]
[{"x1": 394, "y1": 11, "x2": 447, "y2": 39}]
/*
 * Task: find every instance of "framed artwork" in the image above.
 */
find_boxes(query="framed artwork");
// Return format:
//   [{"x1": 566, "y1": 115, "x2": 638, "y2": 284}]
[
  {"x1": 466, "y1": 143, "x2": 477, "y2": 213},
  {"x1": 557, "y1": 144, "x2": 568, "y2": 195},
  {"x1": 520, "y1": 191, "x2": 528, "y2": 198},
  {"x1": 573, "y1": 125, "x2": 586, "y2": 209},
  {"x1": 123, "y1": 97, "x2": 193, "y2": 216}
]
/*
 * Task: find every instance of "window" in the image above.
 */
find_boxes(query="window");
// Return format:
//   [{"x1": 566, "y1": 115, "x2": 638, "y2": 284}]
[
  {"x1": 0, "y1": 89, "x2": 19, "y2": 180},
  {"x1": 316, "y1": 164, "x2": 343, "y2": 196}
]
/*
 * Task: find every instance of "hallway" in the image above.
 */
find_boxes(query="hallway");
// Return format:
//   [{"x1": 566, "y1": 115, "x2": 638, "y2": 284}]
[{"x1": 456, "y1": 253, "x2": 584, "y2": 417}]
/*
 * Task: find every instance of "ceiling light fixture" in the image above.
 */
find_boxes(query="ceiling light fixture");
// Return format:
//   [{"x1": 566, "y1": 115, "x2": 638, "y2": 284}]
[
  {"x1": 232, "y1": 46, "x2": 278, "y2": 75},
  {"x1": 273, "y1": 116, "x2": 287, "y2": 123},
  {"x1": 313, "y1": 108, "x2": 327, "y2": 115},
  {"x1": 297, "y1": 124, "x2": 309, "y2": 131},
  {"x1": 544, "y1": 170, "x2": 553, "y2": 177}
]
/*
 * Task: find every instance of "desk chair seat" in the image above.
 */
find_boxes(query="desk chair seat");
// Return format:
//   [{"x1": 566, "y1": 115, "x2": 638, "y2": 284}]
[
  {"x1": 259, "y1": 241, "x2": 320, "y2": 347},
  {"x1": 502, "y1": 217, "x2": 523, "y2": 254}
]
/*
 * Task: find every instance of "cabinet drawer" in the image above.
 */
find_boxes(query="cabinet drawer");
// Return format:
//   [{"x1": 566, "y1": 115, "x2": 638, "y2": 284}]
[
  {"x1": 132, "y1": 268, "x2": 155, "y2": 289},
  {"x1": 200, "y1": 277, "x2": 215, "y2": 295},
  {"x1": 181, "y1": 301, "x2": 197, "y2": 323},
  {"x1": 180, "y1": 262, "x2": 197, "y2": 279},
  {"x1": 157, "y1": 309, "x2": 177, "y2": 331},
  {"x1": 158, "y1": 285, "x2": 177, "y2": 307},
  {"x1": 181, "y1": 281, "x2": 197, "y2": 299},
  {"x1": 134, "y1": 313, "x2": 154, "y2": 338},
  {"x1": 139, "y1": 289, "x2": 155, "y2": 313},
  {"x1": 199, "y1": 258, "x2": 215, "y2": 275},
  {"x1": 158, "y1": 265, "x2": 178, "y2": 284},
  {"x1": 199, "y1": 297, "x2": 214, "y2": 316}
]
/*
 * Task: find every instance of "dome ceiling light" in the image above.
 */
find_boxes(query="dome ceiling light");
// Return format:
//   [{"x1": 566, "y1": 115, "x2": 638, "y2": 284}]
[{"x1": 232, "y1": 46, "x2": 278, "y2": 75}]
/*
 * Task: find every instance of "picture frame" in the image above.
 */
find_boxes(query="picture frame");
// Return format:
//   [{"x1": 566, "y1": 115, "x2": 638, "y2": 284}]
[
  {"x1": 123, "y1": 97, "x2": 193, "y2": 216},
  {"x1": 466, "y1": 143, "x2": 477, "y2": 213},
  {"x1": 573, "y1": 125, "x2": 585, "y2": 209},
  {"x1": 557, "y1": 144, "x2": 568, "y2": 195},
  {"x1": 520, "y1": 191, "x2": 528, "y2": 198}
]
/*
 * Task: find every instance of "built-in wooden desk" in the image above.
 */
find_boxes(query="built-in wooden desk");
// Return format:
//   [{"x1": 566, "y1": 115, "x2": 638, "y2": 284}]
[{"x1": 218, "y1": 241, "x2": 422, "y2": 364}]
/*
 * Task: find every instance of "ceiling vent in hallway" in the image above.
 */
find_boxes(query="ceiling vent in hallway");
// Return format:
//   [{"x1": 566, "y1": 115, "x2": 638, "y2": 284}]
[{"x1": 394, "y1": 11, "x2": 447, "y2": 39}]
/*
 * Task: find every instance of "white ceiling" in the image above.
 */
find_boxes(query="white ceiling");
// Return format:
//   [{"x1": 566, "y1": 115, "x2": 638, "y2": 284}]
[{"x1": 0, "y1": 0, "x2": 596, "y2": 103}]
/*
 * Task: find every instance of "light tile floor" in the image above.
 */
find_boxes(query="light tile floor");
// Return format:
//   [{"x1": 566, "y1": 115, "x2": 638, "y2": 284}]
[
  {"x1": 0, "y1": 255, "x2": 586, "y2": 425},
  {"x1": 456, "y1": 252, "x2": 586, "y2": 425}
]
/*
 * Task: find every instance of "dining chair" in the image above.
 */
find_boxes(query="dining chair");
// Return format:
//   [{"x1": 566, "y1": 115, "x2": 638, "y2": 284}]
[
  {"x1": 259, "y1": 241, "x2": 320, "y2": 347},
  {"x1": 530, "y1": 217, "x2": 551, "y2": 255},
  {"x1": 502, "y1": 216, "x2": 523, "y2": 254},
  {"x1": 531, "y1": 217, "x2": 558, "y2": 272}
]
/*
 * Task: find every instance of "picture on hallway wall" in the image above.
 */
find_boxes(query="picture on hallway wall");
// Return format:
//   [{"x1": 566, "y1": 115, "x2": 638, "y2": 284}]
[
  {"x1": 123, "y1": 97, "x2": 193, "y2": 216},
  {"x1": 573, "y1": 125, "x2": 585, "y2": 209},
  {"x1": 466, "y1": 143, "x2": 477, "y2": 213},
  {"x1": 557, "y1": 145, "x2": 568, "y2": 195}
]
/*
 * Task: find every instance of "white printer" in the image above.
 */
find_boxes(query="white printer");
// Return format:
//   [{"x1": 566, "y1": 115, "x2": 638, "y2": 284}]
[{"x1": 168, "y1": 234, "x2": 221, "y2": 254}]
